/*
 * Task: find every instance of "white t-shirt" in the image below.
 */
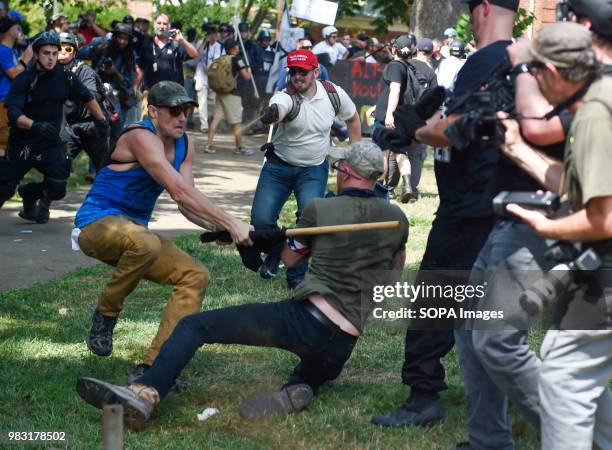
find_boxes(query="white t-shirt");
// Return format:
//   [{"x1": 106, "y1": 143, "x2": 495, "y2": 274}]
[
  {"x1": 195, "y1": 41, "x2": 224, "y2": 86},
  {"x1": 270, "y1": 81, "x2": 357, "y2": 167},
  {"x1": 436, "y1": 56, "x2": 465, "y2": 90},
  {"x1": 312, "y1": 41, "x2": 347, "y2": 66}
]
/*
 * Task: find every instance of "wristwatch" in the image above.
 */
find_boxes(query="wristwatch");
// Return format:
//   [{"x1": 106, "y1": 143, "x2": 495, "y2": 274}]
[
  {"x1": 510, "y1": 63, "x2": 529, "y2": 80},
  {"x1": 18, "y1": 59, "x2": 26, "y2": 69}
]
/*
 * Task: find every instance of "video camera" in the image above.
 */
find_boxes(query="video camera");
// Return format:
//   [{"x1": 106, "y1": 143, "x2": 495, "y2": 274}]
[
  {"x1": 556, "y1": 0, "x2": 575, "y2": 22},
  {"x1": 520, "y1": 242, "x2": 601, "y2": 316},
  {"x1": 443, "y1": 57, "x2": 515, "y2": 150},
  {"x1": 493, "y1": 191, "x2": 561, "y2": 217}
]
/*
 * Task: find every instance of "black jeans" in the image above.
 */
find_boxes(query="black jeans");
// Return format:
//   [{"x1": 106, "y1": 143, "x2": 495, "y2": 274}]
[
  {"x1": 137, "y1": 298, "x2": 357, "y2": 400},
  {"x1": 0, "y1": 141, "x2": 68, "y2": 207},
  {"x1": 402, "y1": 215, "x2": 495, "y2": 394},
  {"x1": 61, "y1": 122, "x2": 110, "y2": 173}
]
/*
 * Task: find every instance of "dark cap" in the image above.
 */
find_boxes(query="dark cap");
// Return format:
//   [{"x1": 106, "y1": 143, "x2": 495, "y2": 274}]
[
  {"x1": 516, "y1": 22, "x2": 593, "y2": 69},
  {"x1": 417, "y1": 38, "x2": 434, "y2": 52},
  {"x1": 122, "y1": 15, "x2": 134, "y2": 24},
  {"x1": 0, "y1": 16, "x2": 17, "y2": 33},
  {"x1": 238, "y1": 22, "x2": 249, "y2": 32},
  {"x1": 113, "y1": 23, "x2": 133, "y2": 38},
  {"x1": 460, "y1": 0, "x2": 519, "y2": 12},
  {"x1": 148, "y1": 81, "x2": 198, "y2": 107},
  {"x1": 357, "y1": 32, "x2": 369, "y2": 42},
  {"x1": 224, "y1": 39, "x2": 239, "y2": 52},
  {"x1": 394, "y1": 34, "x2": 416, "y2": 55}
]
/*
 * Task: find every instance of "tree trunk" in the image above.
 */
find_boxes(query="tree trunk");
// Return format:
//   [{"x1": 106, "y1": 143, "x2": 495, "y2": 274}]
[
  {"x1": 251, "y1": 8, "x2": 268, "y2": 36},
  {"x1": 410, "y1": 0, "x2": 466, "y2": 38}
]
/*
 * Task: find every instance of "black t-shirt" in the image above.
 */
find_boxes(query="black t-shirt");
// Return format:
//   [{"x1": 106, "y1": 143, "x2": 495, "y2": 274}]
[
  {"x1": 6, "y1": 64, "x2": 93, "y2": 148},
  {"x1": 434, "y1": 40, "x2": 512, "y2": 218},
  {"x1": 374, "y1": 58, "x2": 437, "y2": 123},
  {"x1": 141, "y1": 39, "x2": 187, "y2": 89},
  {"x1": 232, "y1": 53, "x2": 248, "y2": 96}
]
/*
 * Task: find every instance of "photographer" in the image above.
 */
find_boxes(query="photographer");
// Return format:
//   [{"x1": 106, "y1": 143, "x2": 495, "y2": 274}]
[
  {"x1": 372, "y1": 0, "x2": 517, "y2": 438},
  {"x1": 140, "y1": 13, "x2": 199, "y2": 90},
  {"x1": 77, "y1": 10, "x2": 106, "y2": 44},
  {"x1": 498, "y1": 22, "x2": 611, "y2": 450},
  {"x1": 97, "y1": 24, "x2": 141, "y2": 145}
]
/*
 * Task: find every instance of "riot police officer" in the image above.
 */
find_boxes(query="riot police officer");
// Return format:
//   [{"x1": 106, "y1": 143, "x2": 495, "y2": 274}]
[{"x1": 0, "y1": 31, "x2": 107, "y2": 223}]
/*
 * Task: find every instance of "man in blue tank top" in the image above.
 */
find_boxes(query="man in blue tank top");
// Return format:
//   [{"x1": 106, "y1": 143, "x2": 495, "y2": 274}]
[{"x1": 74, "y1": 81, "x2": 253, "y2": 383}]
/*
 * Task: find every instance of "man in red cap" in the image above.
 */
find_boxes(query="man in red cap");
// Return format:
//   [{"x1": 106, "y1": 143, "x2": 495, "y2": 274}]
[{"x1": 250, "y1": 49, "x2": 362, "y2": 288}]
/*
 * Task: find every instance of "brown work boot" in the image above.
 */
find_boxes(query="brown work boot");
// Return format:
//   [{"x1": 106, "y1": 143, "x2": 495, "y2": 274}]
[
  {"x1": 76, "y1": 377, "x2": 158, "y2": 429},
  {"x1": 239, "y1": 384, "x2": 313, "y2": 420}
]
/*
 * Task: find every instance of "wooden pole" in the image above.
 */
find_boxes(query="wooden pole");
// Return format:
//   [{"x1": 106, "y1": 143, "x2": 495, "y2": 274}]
[
  {"x1": 103, "y1": 404, "x2": 124, "y2": 450},
  {"x1": 285, "y1": 221, "x2": 402, "y2": 237}
]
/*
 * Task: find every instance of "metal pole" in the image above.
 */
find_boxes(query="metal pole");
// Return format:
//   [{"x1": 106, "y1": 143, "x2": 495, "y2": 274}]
[{"x1": 102, "y1": 404, "x2": 124, "y2": 450}]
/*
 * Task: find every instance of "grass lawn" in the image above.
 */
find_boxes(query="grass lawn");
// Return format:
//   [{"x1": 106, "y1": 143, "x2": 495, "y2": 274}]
[{"x1": 0, "y1": 153, "x2": 540, "y2": 449}]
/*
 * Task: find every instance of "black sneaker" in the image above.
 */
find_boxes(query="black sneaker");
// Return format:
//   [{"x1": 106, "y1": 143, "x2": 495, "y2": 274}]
[
  {"x1": 371, "y1": 393, "x2": 443, "y2": 427},
  {"x1": 239, "y1": 384, "x2": 313, "y2": 420},
  {"x1": 259, "y1": 255, "x2": 279, "y2": 280},
  {"x1": 35, "y1": 197, "x2": 51, "y2": 224},
  {"x1": 17, "y1": 186, "x2": 38, "y2": 222},
  {"x1": 86, "y1": 310, "x2": 118, "y2": 357},
  {"x1": 76, "y1": 377, "x2": 155, "y2": 429},
  {"x1": 127, "y1": 363, "x2": 188, "y2": 392}
]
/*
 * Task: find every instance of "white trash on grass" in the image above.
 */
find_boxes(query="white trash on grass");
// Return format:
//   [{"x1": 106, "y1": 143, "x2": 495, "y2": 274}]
[{"x1": 197, "y1": 407, "x2": 219, "y2": 421}]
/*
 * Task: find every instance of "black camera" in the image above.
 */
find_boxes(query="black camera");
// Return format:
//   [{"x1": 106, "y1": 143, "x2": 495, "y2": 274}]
[
  {"x1": 493, "y1": 191, "x2": 560, "y2": 217},
  {"x1": 556, "y1": 0, "x2": 575, "y2": 22},
  {"x1": 161, "y1": 30, "x2": 177, "y2": 39},
  {"x1": 520, "y1": 242, "x2": 602, "y2": 316}
]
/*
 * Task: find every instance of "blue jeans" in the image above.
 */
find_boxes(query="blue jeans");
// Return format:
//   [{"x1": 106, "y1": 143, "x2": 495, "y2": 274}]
[
  {"x1": 250, "y1": 157, "x2": 328, "y2": 285},
  {"x1": 455, "y1": 219, "x2": 551, "y2": 450}
]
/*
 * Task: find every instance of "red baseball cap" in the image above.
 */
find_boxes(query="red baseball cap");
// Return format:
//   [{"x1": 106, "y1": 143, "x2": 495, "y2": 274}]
[{"x1": 287, "y1": 50, "x2": 318, "y2": 70}]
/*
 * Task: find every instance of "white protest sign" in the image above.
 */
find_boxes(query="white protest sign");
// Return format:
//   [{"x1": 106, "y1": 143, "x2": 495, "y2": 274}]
[{"x1": 290, "y1": 0, "x2": 338, "y2": 26}]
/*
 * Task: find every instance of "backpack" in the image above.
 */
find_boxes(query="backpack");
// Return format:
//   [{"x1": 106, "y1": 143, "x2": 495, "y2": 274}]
[
  {"x1": 73, "y1": 61, "x2": 117, "y2": 120},
  {"x1": 396, "y1": 60, "x2": 429, "y2": 105},
  {"x1": 283, "y1": 79, "x2": 341, "y2": 122},
  {"x1": 207, "y1": 55, "x2": 236, "y2": 94}
]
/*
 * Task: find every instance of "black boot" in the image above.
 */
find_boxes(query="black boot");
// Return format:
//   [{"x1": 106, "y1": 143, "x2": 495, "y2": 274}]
[
  {"x1": 35, "y1": 196, "x2": 51, "y2": 224},
  {"x1": 400, "y1": 175, "x2": 413, "y2": 204},
  {"x1": 17, "y1": 185, "x2": 38, "y2": 222},
  {"x1": 86, "y1": 309, "x2": 118, "y2": 357},
  {"x1": 371, "y1": 391, "x2": 443, "y2": 427}
]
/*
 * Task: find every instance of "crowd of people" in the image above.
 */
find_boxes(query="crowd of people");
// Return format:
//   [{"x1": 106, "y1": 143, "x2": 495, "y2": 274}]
[{"x1": 0, "y1": 1, "x2": 611, "y2": 449}]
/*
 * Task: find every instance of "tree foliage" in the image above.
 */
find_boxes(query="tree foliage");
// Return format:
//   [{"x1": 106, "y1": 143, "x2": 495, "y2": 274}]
[
  {"x1": 456, "y1": 8, "x2": 537, "y2": 43},
  {"x1": 370, "y1": 0, "x2": 413, "y2": 34}
]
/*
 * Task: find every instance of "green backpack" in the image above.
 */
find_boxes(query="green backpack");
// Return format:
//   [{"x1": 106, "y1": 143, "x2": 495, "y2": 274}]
[{"x1": 208, "y1": 55, "x2": 236, "y2": 94}]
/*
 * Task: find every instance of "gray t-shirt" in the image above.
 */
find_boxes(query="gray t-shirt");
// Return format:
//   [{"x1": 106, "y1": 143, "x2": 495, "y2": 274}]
[{"x1": 269, "y1": 81, "x2": 356, "y2": 167}]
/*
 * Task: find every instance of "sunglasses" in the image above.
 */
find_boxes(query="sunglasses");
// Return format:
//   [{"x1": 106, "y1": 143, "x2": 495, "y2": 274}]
[
  {"x1": 160, "y1": 104, "x2": 194, "y2": 117},
  {"x1": 301, "y1": 45, "x2": 312, "y2": 50},
  {"x1": 331, "y1": 159, "x2": 364, "y2": 179},
  {"x1": 61, "y1": 45, "x2": 75, "y2": 53},
  {"x1": 288, "y1": 67, "x2": 313, "y2": 77}
]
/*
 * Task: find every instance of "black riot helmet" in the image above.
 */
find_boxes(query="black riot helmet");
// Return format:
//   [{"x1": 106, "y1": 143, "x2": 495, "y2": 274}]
[
  {"x1": 449, "y1": 39, "x2": 466, "y2": 58},
  {"x1": 558, "y1": 0, "x2": 612, "y2": 41}
]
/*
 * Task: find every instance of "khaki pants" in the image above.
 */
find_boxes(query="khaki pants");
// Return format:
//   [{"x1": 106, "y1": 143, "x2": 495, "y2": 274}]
[{"x1": 79, "y1": 215, "x2": 210, "y2": 365}]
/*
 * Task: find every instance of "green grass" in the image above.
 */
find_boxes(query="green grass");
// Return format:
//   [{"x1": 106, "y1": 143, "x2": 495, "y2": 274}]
[{"x1": 0, "y1": 151, "x2": 540, "y2": 449}]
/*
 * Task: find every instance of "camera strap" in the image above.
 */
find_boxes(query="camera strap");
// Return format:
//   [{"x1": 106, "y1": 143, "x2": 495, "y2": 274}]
[{"x1": 543, "y1": 76, "x2": 597, "y2": 120}]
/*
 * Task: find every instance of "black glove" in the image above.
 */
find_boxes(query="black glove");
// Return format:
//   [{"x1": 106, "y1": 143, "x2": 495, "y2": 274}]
[
  {"x1": 200, "y1": 228, "x2": 287, "y2": 272},
  {"x1": 444, "y1": 111, "x2": 479, "y2": 151},
  {"x1": 415, "y1": 86, "x2": 447, "y2": 120},
  {"x1": 393, "y1": 104, "x2": 426, "y2": 143},
  {"x1": 31, "y1": 121, "x2": 59, "y2": 140},
  {"x1": 371, "y1": 127, "x2": 408, "y2": 153},
  {"x1": 93, "y1": 118, "x2": 109, "y2": 141},
  {"x1": 260, "y1": 104, "x2": 280, "y2": 126}
]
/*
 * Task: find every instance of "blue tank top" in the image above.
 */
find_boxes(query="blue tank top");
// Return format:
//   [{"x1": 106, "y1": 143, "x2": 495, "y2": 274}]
[{"x1": 75, "y1": 119, "x2": 187, "y2": 228}]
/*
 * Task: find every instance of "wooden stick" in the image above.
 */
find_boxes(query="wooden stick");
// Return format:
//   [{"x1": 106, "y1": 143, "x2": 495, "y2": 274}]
[
  {"x1": 103, "y1": 404, "x2": 124, "y2": 450},
  {"x1": 285, "y1": 221, "x2": 401, "y2": 237}
]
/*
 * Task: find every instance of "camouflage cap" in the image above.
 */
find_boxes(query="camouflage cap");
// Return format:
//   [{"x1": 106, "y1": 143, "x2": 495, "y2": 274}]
[
  {"x1": 516, "y1": 22, "x2": 593, "y2": 69},
  {"x1": 148, "y1": 81, "x2": 198, "y2": 107},
  {"x1": 329, "y1": 141, "x2": 384, "y2": 179}
]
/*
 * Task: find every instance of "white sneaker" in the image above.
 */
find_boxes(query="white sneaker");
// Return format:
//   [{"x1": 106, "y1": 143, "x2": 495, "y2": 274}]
[
  {"x1": 234, "y1": 148, "x2": 254, "y2": 156},
  {"x1": 203, "y1": 146, "x2": 216, "y2": 154}
]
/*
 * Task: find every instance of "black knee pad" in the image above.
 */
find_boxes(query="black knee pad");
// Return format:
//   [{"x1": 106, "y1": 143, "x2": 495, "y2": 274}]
[{"x1": 43, "y1": 177, "x2": 68, "y2": 200}]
